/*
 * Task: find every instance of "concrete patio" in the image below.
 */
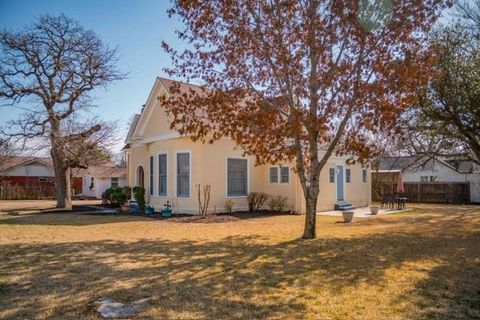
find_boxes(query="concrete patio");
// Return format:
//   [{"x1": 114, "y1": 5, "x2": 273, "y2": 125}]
[{"x1": 317, "y1": 207, "x2": 410, "y2": 218}]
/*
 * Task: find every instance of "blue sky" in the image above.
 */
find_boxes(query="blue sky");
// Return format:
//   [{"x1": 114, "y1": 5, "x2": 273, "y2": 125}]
[{"x1": 0, "y1": 0, "x2": 185, "y2": 151}]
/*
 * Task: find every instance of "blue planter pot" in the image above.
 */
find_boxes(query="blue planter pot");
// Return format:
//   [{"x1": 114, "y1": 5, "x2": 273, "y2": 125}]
[
  {"x1": 161, "y1": 209, "x2": 172, "y2": 218},
  {"x1": 144, "y1": 207, "x2": 154, "y2": 214},
  {"x1": 129, "y1": 202, "x2": 140, "y2": 213}
]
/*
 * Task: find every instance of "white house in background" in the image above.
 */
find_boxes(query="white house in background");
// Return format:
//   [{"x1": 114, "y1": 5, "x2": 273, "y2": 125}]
[
  {"x1": 0, "y1": 156, "x2": 127, "y2": 199},
  {"x1": 375, "y1": 155, "x2": 480, "y2": 203},
  {"x1": 77, "y1": 166, "x2": 127, "y2": 199}
]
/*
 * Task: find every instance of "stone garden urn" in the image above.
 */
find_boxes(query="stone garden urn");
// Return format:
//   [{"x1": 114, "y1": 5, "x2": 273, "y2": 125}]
[
  {"x1": 370, "y1": 205, "x2": 380, "y2": 215},
  {"x1": 342, "y1": 210, "x2": 354, "y2": 223}
]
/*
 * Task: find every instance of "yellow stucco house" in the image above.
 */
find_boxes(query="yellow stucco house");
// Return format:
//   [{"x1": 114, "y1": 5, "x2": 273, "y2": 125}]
[{"x1": 124, "y1": 77, "x2": 371, "y2": 214}]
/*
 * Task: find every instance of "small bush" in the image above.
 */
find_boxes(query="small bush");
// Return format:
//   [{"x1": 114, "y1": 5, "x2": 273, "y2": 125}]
[
  {"x1": 102, "y1": 187, "x2": 127, "y2": 207},
  {"x1": 268, "y1": 195, "x2": 288, "y2": 212},
  {"x1": 133, "y1": 186, "x2": 146, "y2": 209},
  {"x1": 110, "y1": 191, "x2": 127, "y2": 206},
  {"x1": 122, "y1": 186, "x2": 132, "y2": 199},
  {"x1": 224, "y1": 199, "x2": 234, "y2": 214},
  {"x1": 101, "y1": 188, "x2": 114, "y2": 201},
  {"x1": 247, "y1": 192, "x2": 269, "y2": 212}
]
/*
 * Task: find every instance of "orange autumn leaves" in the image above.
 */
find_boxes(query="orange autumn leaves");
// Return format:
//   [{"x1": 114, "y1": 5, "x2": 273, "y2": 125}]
[{"x1": 160, "y1": 0, "x2": 451, "y2": 237}]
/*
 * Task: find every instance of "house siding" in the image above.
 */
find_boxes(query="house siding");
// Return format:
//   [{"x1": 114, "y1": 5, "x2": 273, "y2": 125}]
[
  {"x1": 125, "y1": 77, "x2": 371, "y2": 214},
  {"x1": 127, "y1": 137, "x2": 371, "y2": 214}
]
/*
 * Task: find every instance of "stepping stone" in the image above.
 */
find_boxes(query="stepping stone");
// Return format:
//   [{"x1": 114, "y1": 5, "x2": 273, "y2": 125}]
[{"x1": 95, "y1": 296, "x2": 150, "y2": 319}]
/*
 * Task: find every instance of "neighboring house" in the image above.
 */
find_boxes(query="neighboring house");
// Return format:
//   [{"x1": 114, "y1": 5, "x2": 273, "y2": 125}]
[
  {"x1": 373, "y1": 155, "x2": 480, "y2": 203},
  {"x1": 77, "y1": 166, "x2": 127, "y2": 199},
  {"x1": 0, "y1": 156, "x2": 127, "y2": 200},
  {"x1": 0, "y1": 156, "x2": 82, "y2": 197},
  {"x1": 123, "y1": 77, "x2": 371, "y2": 214}
]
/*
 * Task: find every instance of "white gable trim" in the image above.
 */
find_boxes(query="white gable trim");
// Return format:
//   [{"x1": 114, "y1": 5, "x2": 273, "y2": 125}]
[
  {"x1": 405, "y1": 158, "x2": 459, "y2": 174},
  {"x1": 132, "y1": 78, "x2": 170, "y2": 139},
  {"x1": 130, "y1": 132, "x2": 185, "y2": 148},
  {"x1": 141, "y1": 132, "x2": 182, "y2": 144}
]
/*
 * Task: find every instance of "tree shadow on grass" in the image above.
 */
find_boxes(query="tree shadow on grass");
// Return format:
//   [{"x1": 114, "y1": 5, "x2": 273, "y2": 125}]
[
  {"x1": 1, "y1": 229, "x2": 479, "y2": 319},
  {"x1": 0, "y1": 212, "x2": 158, "y2": 226}
]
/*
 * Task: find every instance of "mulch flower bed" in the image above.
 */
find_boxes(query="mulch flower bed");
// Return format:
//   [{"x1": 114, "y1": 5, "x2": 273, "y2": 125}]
[
  {"x1": 66, "y1": 206, "x2": 297, "y2": 223},
  {"x1": 159, "y1": 210, "x2": 296, "y2": 223}
]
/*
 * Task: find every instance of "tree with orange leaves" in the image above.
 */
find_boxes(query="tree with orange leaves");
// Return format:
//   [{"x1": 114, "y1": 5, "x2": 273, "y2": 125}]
[{"x1": 161, "y1": 0, "x2": 450, "y2": 239}]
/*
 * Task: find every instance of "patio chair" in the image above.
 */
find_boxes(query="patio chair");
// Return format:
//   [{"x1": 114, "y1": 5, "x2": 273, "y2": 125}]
[
  {"x1": 395, "y1": 195, "x2": 407, "y2": 210},
  {"x1": 381, "y1": 195, "x2": 395, "y2": 209}
]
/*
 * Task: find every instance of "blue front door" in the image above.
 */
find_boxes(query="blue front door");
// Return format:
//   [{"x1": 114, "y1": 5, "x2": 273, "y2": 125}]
[{"x1": 336, "y1": 165, "x2": 344, "y2": 201}]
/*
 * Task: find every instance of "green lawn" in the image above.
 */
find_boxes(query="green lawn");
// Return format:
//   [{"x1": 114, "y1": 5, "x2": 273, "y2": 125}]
[{"x1": 1, "y1": 202, "x2": 479, "y2": 319}]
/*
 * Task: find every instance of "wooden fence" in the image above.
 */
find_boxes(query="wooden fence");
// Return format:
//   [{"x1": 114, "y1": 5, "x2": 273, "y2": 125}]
[
  {"x1": 0, "y1": 184, "x2": 57, "y2": 200},
  {"x1": 372, "y1": 182, "x2": 470, "y2": 204}
]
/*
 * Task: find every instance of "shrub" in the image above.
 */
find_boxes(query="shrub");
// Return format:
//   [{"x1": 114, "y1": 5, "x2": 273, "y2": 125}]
[
  {"x1": 268, "y1": 195, "x2": 288, "y2": 212},
  {"x1": 196, "y1": 184, "x2": 211, "y2": 218},
  {"x1": 247, "y1": 192, "x2": 269, "y2": 212},
  {"x1": 122, "y1": 186, "x2": 132, "y2": 200},
  {"x1": 110, "y1": 190, "x2": 127, "y2": 206},
  {"x1": 101, "y1": 187, "x2": 114, "y2": 201},
  {"x1": 133, "y1": 186, "x2": 146, "y2": 209},
  {"x1": 224, "y1": 199, "x2": 234, "y2": 214},
  {"x1": 102, "y1": 187, "x2": 127, "y2": 207}
]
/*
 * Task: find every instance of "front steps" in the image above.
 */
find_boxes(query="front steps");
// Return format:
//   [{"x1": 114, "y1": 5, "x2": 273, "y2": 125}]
[{"x1": 334, "y1": 202, "x2": 355, "y2": 211}]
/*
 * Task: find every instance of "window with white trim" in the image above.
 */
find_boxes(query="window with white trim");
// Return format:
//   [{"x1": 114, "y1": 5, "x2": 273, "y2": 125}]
[
  {"x1": 269, "y1": 167, "x2": 278, "y2": 183},
  {"x1": 329, "y1": 168, "x2": 335, "y2": 183},
  {"x1": 227, "y1": 158, "x2": 248, "y2": 196},
  {"x1": 149, "y1": 156, "x2": 154, "y2": 195},
  {"x1": 430, "y1": 176, "x2": 438, "y2": 182},
  {"x1": 177, "y1": 153, "x2": 190, "y2": 197},
  {"x1": 346, "y1": 168, "x2": 351, "y2": 183},
  {"x1": 280, "y1": 167, "x2": 289, "y2": 183},
  {"x1": 111, "y1": 177, "x2": 119, "y2": 188},
  {"x1": 158, "y1": 154, "x2": 167, "y2": 196}
]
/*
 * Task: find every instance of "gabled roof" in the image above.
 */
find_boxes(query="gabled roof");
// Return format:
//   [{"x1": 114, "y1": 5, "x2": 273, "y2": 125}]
[
  {"x1": 1, "y1": 156, "x2": 126, "y2": 178},
  {"x1": 75, "y1": 166, "x2": 126, "y2": 178},
  {"x1": 445, "y1": 159, "x2": 477, "y2": 174},
  {"x1": 0, "y1": 156, "x2": 53, "y2": 173},
  {"x1": 157, "y1": 77, "x2": 203, "y2": 94},
  {"x1": 378, "y1": 154, "x2": 478, "y2": 174},
  {"x1": 131, "y1": 77, "x2": 204, "y2": 140},
  {"x1": 378, "y1": 156, "x2": 421, "y2": 172},
  {"x1": 124, "y1": 114, "x2": 141, "y2": 144}
]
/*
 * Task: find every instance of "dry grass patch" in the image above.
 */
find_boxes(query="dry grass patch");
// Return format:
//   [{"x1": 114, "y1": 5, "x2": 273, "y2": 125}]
[{"x1": 0, "y1": 203, "x2": 479, "y2": 319}]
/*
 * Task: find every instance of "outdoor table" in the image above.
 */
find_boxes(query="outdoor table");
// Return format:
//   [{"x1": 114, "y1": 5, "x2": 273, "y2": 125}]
[{"x1": 381, "y1": 196, "x2": 395, "y2": 209}]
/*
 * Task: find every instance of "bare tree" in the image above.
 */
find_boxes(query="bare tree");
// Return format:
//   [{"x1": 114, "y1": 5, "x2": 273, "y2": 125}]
[
  {"x1": 457, "y1": 0, "x2": 480, "y2": 35},
  {"x1": 0, "y1": 15, "x2": 124, "y2": 209},
  {"x1": 403, "y1": 25, "x2": 480, "y2": 164},
  {"x1": 0, "y1": 137, "x2": 13, "y2": 165}
]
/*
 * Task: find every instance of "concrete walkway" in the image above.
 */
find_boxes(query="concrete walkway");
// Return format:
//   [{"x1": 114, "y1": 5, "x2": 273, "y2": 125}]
[{"x1": 317, "y1": 207, "x2": 410, "y2": 218}]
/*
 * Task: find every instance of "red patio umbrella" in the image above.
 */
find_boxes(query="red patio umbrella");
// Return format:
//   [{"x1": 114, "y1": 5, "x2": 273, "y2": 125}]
[{"x1": 396, "y1": 171, "x2": 405, "y2": 194}]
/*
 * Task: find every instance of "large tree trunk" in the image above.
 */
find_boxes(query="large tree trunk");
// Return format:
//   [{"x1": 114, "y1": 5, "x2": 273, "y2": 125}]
[
  {"x1": 51, "y1": 149, "x2": 72, "y2": 210},
  {"x1": 302, "y1": 176, "x2": 320, "y2": 239}
]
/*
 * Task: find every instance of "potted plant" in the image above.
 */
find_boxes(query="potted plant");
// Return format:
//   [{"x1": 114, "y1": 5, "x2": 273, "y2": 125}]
[
  {"x1": 161, "y1": 200, "x2": 172, "y2": 218},
  {"x1": 370, "y1": 205, "x2": 380, "y2": 215},
  {"x1": 342, "y1": 210, "x2": 354, "y2": 223},
  {"x1": 129, "y1": 200, "x2": 140, "y2": 213},
  {"x1": 144, "y1": 205, "x2": 155, "y2": 214}
]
